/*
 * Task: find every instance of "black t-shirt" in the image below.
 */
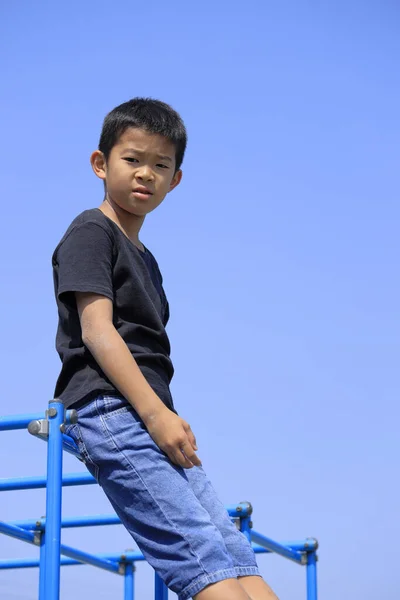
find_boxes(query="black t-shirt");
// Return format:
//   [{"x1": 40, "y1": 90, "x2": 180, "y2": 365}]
[{"x1": 52, "y1": 208, "x2": 175, "y2": 410}]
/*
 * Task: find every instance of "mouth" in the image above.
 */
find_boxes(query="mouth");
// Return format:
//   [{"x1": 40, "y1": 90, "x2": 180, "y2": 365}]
[{"x1": 132, "y1": 186, "x2": 153, "y2": 200}]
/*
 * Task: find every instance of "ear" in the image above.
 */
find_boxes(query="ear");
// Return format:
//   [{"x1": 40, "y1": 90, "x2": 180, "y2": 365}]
[
  {"x1": 168, "y1": 169, "x2": 183, "y2": 192},
  {"x1": 90, "y1": 150, "x2": 107, "y2": 181}
]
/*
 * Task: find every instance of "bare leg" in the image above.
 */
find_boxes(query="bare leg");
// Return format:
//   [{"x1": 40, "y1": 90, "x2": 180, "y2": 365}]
[
  {"x1": 193, "y1": 578, "x2": 252, "y2": 600},
  {"x1": 238, "y1": 576, "x2": 279, "y2": 600}
]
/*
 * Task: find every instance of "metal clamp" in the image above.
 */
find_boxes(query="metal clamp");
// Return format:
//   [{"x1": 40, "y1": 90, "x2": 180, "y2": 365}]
[
  {"x1": 28, "y1": 419, "x2": 49, "y2": 437},
  {"x1": 238, "y1": 501, "x2": 253, "y2": 516}
]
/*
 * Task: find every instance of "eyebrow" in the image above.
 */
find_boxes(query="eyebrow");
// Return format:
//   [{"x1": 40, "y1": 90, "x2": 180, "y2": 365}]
[{"x1": 122, "y1": 147, "x2": 173, "y2": 162}]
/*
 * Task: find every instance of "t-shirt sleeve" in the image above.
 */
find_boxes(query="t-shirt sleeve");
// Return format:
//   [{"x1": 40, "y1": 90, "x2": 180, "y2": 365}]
[{"x1": 55, "y1": 222, "x2": 114, "y2": 302}]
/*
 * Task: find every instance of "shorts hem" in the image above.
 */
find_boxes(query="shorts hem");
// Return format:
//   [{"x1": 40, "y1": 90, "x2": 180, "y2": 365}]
[
  {"x1": 178, "y1": 566, "x2": 261, "y2": 600},
  {"x1": 235, "y1": 566, "x2": 261, "y2": 578}
]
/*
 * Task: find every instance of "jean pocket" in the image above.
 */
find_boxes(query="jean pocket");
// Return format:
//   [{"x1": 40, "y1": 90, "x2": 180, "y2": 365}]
[
  {"x1": 65, "y1": 423, "x2": 100, "y2": 483},
  {"x1": 97, "y1": 395, "x2": 140, "y2": 421}
]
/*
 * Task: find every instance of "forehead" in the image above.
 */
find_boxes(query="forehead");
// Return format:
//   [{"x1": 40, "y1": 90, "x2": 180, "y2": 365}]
[{"x1": 115, "y1": 127, "x2": 175, "y2": 158}]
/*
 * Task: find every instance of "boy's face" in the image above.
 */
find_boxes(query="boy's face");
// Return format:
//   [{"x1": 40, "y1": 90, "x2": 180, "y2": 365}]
[{"x1": 91, "y1": 127, "x2": 182, "y2": 217}]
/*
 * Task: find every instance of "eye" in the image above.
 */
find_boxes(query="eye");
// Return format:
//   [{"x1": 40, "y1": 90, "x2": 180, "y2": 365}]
[
  {"x1": 124, "y1": 157, "x2": 139, "y2": 163},
  {"x1": 156, "y1": 163, "x2": 169, "y2": 169}
]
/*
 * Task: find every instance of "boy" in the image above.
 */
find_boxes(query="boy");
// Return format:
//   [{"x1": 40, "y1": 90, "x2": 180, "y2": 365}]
[{"x1": 53, "y1": 98, "x2": 277, "y2": 600}]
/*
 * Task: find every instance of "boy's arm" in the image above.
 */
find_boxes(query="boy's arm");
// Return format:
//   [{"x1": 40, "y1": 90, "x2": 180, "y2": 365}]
[{"x1": 76, "y1": 292, "x2": 201, "y2": 469}]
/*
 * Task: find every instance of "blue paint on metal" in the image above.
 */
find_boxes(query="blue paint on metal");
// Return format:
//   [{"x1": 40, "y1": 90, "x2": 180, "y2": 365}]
[
  {"x1": 0, "y1": 413, "x2": 44, "y2": 431},
  {"x1": 154, "y1": 573, "x2": 168, "y2": 599},
  {"x1": 251, "y1": 530, "x2": 304, "y2": 564},
  {"x1": 239, "y1": 515, "x2": 252, "y2": 542},
  {"x1": 0, "y1": 471, "x2": 96, "y2": 491},
  {"x1": 124, "y1": 563, "x2": 134, "y2": 600},
  {"x1": 39, "y1": 531, "x2": 46, "y2": 600},
  {"x1": 0, "y1": 409, "x2": 319, "y2": 599},
  {"x1": 306, "y1": 551, "x2": 318, "y2": 600},
  {"x1": 43, "y1": 401, "x2": 64, "y2": 599}
]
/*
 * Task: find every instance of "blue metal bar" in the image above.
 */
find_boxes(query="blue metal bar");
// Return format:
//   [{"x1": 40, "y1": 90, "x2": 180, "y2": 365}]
[
  {"x1": 0, "y1": 520, "x2": 35, "y2": 544},
  {"x1": 59, "y1": 542, "x2": 120, "y2": 574},
  {"x1": 0, "y1": 410, "x2": 77, "y2": 431},
  {"x1": 39, "y1": 531, "x2": 46, "y2": 600},
  {"x1": 12, "y1": 514, "x2": 121, "y2": 530},
  {"x1": 0, "y1": 518, "x2": 120, "y2": 576},
  {"x1": 0, "y1": 471, "x2": 95, "y2": 491},
  {"x1": 61, "y1": 433, "x2": 81, "y2": 458},
  {"x1": 155, "y1": 573, "x2": 168, "y2": 599},
  {"x1": 252, "y1": 539, "x2": 317, "y2": 554},
  {"x1": 251, "y1": 530, "x2": 304, "y2": 565},
  {"x1": 28, "y1": 423, "x2": 81, "y2": 460},
  {"x1": 11, "y1": 509, "x2": 253, "y2": 531},
  {"x1": 239, "y1": 515, "x2": 252, "y2": 542},
  {"x1": 0, "y1": 541, "x2": 315, "y2": 570},
  {"x1": 226, "y1": 502, "x2": 253, "y2": 518},
  {"x1": 0, "y1": 551, "x2": 144, "y2": 570},
  {"x1": 0, "y1": 412, "x2": 44, "y2": 431},
  {"x1": 43, "y1": 402, "x2": 65, "y2": 599},
  {"x1": 306, "y1": 551, "x2": 318, "y2": 600},
  {"x1": 0, "y1": 557, "x2": 80, "y2": 569},
  {"x1": 124, "y1": 563, "x2": 134, "y2": 599}
]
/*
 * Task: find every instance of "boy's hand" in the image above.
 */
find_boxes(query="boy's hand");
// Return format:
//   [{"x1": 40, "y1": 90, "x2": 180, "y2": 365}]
[{"x1": 144, "y1": 407, "x2": 201, "y2": 469}]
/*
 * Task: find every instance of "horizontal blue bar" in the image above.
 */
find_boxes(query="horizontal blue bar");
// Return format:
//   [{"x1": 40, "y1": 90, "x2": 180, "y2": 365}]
[
  {"x1": 251, "y1": 530, "x2": 304, "y2": 564},
  {"x1": 252, "y1": 539, "x2": 318, "y2": 554},
  {"x1": 0, "y1": 472, "x2": 96, "y2": 492},
  {"x1": 0, "y1": 410, "x2": 76, "y2": 432},
  {"x1": 226, "y1": 503, "x2": 252, "y2": 517},
  {"x1": 0, "y1": 557, "x2": 80, "y2": 570},
  {"x1": 12, "y1": 514, "x2": 122, "y2": 530},
  {"x1": 0, "y1": 413, "x2": 44, "y2": 431},
  {"x1": 0, "y1": 542, "x2": 315, "y2": 572},
  {"x1": 0, "y1": 550, "x2": 144, "y2": 570},
  {"x1": 12, "y1": 507, "x2": 257, "y2": 531}
]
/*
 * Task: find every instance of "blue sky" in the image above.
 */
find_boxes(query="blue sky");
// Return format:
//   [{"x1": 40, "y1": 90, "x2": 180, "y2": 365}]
[{"x1": 0, "y1": 1, "x2": 399, "y2": 598}]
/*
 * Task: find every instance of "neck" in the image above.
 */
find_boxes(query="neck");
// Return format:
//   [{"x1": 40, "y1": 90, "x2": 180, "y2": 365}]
[{"x1": 99, "y1": 195, "x2": 145, "y2": 245}]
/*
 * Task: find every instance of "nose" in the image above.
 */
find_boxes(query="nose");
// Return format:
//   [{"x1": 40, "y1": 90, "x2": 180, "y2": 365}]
[{"x1": 136, "y1": 164, "x2": 155, "y2": 182}]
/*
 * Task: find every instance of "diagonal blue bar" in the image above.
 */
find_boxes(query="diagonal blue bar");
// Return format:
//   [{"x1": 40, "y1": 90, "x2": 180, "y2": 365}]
[
  {"x1": 28, "y1": 419, "x2": 82, "y2": 460},
  {"x1": 0, "y1": 519, "x2": 120, "y2": 574},
  {"x1": 59, "y1": 542, "x2": 120, "y2": 574},
  {"x1": 0, "y1": 471, "x2": 96, "y2": 491},
  {"x1": 251, "y1": 530, "x2": 304, "y2": 564},
  {"x1": 0, "y1": 520, "x2": 36, "y2": 544}
]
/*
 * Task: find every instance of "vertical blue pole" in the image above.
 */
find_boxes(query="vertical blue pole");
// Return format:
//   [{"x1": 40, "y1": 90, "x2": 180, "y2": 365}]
[
  {"x1": 154, "y1": 573, "x2": 168, "y2": 599},
  {"x1": 240, "y1": 515, "x2": 252, "y2": 542},
  {"x1": 124, "y1": 563, "x2": 134, "y2": 599},
  {"x1": 306, "y1": 551, "x2": 318, "y2": 600},
  {"x1": 44, "y1": 401, "x2": 64, "y2": 600},
  {"x1": 38, "y1": 531, "x2": 46, "y2": 600}
]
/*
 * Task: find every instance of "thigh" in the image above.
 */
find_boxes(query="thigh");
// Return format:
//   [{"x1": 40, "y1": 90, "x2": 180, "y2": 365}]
[
  {"x1": 66, "y1": 395, "x2": 240, "y2": 598},
  {"x1": 185, "y1": 466, "x2": 259, "y2": 571}
]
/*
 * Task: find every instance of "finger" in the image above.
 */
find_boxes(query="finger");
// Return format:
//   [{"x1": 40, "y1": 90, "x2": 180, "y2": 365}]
[
  {"x1": 169, "y1": 447, "x2": 194, "y2": 469},
  {"x1": 184, "y1": 423, "x2": 198, "y2": 450},
  {"x1": 180, "y1": 442, "x2": 202, "y2": 467}
]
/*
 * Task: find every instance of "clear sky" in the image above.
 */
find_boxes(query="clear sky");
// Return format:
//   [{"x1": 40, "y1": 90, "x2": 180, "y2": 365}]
[{"x1": 0, "y1": 1, "x2": 399, "y2": 599}]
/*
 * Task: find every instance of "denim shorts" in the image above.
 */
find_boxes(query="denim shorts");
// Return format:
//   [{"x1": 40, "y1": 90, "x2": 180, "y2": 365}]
[{"x1": 65, "y1": 395, "x2": 260, "y2": 599}]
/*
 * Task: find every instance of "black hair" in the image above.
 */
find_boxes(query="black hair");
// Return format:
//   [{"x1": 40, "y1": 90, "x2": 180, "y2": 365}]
[{"x1": 99, "y1": 98, "x2": 187, "y2": 171}]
